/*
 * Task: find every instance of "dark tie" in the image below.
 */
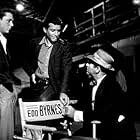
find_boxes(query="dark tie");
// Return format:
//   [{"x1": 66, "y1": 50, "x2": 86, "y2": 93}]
[{"x1": 89, "y1": 79, "x2": 97, "y2": 87}]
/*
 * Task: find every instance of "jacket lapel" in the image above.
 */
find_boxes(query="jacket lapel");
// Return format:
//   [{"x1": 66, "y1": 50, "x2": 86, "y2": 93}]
[
  {"x1": 0, "y1": 42, "x2": 10, "y2": 65},
  {"x1": 95, "y1": 76, "x2": 107, "y2": 100}
]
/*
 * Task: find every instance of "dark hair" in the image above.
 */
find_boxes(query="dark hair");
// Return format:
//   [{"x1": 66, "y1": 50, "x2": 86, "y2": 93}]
[
  {"x1": 0, "y1": 8, "x2": 16, "y2": 19},
  {"x1": 42, "y1": 16, "x2": 64, "y2": 28}
]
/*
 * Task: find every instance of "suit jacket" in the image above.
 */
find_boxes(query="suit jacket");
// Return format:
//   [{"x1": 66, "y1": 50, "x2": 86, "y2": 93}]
[
  {"x1": 74, "y1": 74, "x2": 136, "y2": 140},
  {"x1": 0, "y1": 40, "x2": 14, "y2": 86},
  {"x1": 24, "y1": 37, "x2": 73, "y2": 97}
]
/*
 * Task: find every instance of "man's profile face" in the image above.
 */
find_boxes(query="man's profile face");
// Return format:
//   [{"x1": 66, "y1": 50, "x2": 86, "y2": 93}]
[
  {"x1": 45, "y1": 23, "x2": 61, "y2": 43},
  {"x1": 86, "y1": 62, "x2": 97, "y2": 77},
  {"x1": 0, "y1": 12, "x2": 14, "y2": 34}
]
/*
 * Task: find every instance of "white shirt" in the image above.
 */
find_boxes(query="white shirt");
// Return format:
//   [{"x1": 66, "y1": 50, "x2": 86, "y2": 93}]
[
  {"x1": 35, "y1": 37, "x2": 53, "y2": 78},
  {"x1": 0, "y1": 33, "x2": 7, "y2": 54}
]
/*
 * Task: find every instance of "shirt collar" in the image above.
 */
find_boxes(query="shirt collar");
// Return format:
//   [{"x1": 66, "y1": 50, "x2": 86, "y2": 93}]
[
  {"x1": 39, "y1": 36, "x2": 52, "y2": 47},
  {"x1": 0, "y1": 32, "x2": 6, "y2": 39},
  {"x1": 96, "y1": 74, "x2": 106, "y2": 87}
]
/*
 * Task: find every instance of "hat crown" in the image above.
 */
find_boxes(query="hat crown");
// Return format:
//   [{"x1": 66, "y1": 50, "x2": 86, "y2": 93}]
[
  {"x1": 87, "y1": 49, "x2": 115, "y2": 71},
  {"x1": 96, "y1": 49, "x2": 114, "y2": 64}
]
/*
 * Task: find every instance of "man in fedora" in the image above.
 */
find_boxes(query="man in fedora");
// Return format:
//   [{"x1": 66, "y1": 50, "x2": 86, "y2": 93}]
[{"x1": 64, "y1": 48, "x2": 136, "y2": 140}]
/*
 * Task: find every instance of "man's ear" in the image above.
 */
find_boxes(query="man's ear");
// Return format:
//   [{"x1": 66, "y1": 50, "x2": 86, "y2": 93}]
[
  {"x1": 96, "y1": 66, "x2": 100, "y2": 74},
  {"x1": 43, "y1": 27, "x2": 47, "y2": 33}
]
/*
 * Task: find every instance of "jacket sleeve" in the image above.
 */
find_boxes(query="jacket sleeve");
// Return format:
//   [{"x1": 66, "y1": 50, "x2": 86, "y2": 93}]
[
  {"x1": 0, "y1": 69, "x2": 14, "y2": 92},
  {"x1": 60, "y1": 42, "x2": 73, "y2": 94}
]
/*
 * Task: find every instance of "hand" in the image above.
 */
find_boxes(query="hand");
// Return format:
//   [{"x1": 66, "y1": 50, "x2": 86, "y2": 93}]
[
  {"x1": 64, "y1": 105, "x2": 75, "y2": 119},
  {"x1": 60, "y1": 93, "x2": 70, "y2": 106}
]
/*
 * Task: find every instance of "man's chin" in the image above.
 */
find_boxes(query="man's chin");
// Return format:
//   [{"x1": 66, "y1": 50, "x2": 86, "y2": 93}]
[{"x1": 50, "y1": 37, "x2": 57, "y2": 42}]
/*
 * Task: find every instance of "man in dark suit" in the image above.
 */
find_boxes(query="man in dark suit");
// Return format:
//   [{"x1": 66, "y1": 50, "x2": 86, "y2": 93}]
[
  {"x1": 23, "y1": 16, "x2": 73, "y2": 105},
  {"x1": 0, "y1": 8, "x2": 20, "y2": 140},
  {"x1": 64, "y1": 47, "x2": 136, "y2": 140}
]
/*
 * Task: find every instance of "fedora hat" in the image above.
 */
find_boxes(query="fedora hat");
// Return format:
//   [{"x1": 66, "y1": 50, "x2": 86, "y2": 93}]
[{"x1": 87, "y1": 49, "x2": 115, "y2": 71}]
